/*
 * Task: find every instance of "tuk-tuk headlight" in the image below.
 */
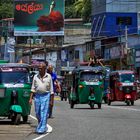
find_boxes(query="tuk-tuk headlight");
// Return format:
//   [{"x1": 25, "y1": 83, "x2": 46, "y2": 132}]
[
  {"x1": 0, "y1": 88, "x2": 6, "y2": 98},
  {"x1": 23, "y1": 91, "x2": 30, "y2": 97},
  {"x1": 79, "y1": 85, "x2": 84, "y2": 88}
]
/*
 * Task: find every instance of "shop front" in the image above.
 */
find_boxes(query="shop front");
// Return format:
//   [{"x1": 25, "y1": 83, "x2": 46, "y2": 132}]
[{"x1": 104, "y1": 43, "x2": 127, "y2": 70}]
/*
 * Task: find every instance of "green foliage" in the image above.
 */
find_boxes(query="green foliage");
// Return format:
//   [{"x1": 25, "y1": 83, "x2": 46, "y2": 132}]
[
  {"x1": 74, "y1": 0, "x2": 83, "y2": 17},
  {"x1": 65, "y1": 5, "x2": 81, "y2": 19},
  {"x1": 0, "y1": 2, "x2": 14, "y2": 19},
  {"x1": 82, "y1": 0, "x2": 92, "y2": 22},
  {"x1": 65, "y1": 0, "x2": 76, "y2": 6},
  {"x1": 65, "y1": 0, "x2": 92, "y2": 23}
]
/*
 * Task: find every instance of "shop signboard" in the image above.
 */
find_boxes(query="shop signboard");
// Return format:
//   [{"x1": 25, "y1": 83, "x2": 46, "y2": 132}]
[
  {"x1": 135, "y1": 48, "x2": 140, "y2": 67},
  {"x1": 110, "y1": 46, "x2": 120, "y2": 59},
  {"x1": 14, "y1": 0, "x2": 64, "y2": 36},
  {"x1": 104, "y1": 44, "x2": 124, "y2": 61},
  {"x1": 104, "y1": 48, "x2": 110, "y2": 61}
]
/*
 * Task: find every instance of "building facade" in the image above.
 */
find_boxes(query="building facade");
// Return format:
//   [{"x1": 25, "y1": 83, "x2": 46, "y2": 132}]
[{"x1": 91, "y1": 0, "x2": 140, "y2": 72}]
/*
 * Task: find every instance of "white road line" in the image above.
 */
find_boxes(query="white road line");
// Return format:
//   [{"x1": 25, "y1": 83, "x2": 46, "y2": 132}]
[
  {"x1": 103, "y1": 105, "x2": 140, "y2": 112},
  {"x1": 29, "y1": 115, "x2": 53, "y2": 140},
  {"x1": 32, "y1": 133, "x2": 49, "y2": 140}
]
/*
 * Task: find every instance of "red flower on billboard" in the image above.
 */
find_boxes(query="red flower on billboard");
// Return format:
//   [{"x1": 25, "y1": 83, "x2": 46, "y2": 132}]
[{"x1": 37, "y1": 1, "x2": 64, "y2": 31}]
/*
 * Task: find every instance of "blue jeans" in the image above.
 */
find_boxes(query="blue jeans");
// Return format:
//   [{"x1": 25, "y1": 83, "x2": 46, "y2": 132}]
[{"x1": 34, "y1": 92, "x2": 50, "y2": 133}]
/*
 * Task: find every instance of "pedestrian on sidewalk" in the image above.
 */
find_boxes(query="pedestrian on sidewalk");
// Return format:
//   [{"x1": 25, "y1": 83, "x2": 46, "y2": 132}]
[
  {"x1": 29, "y1": 62, "x2": 54, "y2": 134},
  {"x1": 47, "y1": 64, "x2": 60, "y2": 118}
]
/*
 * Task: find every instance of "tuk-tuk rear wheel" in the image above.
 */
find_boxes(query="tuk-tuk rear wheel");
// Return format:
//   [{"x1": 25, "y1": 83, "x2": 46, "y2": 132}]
[
  {"x1": 70, "y1": 100, "x2": 74, "y2": 109},
  {"x1": 107, "y1": 99, "x2": 111, "y2": 105},
  {"x1": 126, "y1": 100, "x2": 130, "y2": 106},
  {"x1": 11, "y1": 113, "x2": 21, "y2": 125},
  {"x1": 103, "y1": 97, "x2": 108, "y2": 104},
  {"x1": 89, "y1": 101, "x2": 94, "y2": 109},
  {"x1": 22, "y1": 116, "x2": 28, "y2": 123},
  {"x1": 98, "y1": 103, "x2": 101, "y2": 109},
  {"x1": 131, "y1": 101, "x2": 134, "y2": 106}
]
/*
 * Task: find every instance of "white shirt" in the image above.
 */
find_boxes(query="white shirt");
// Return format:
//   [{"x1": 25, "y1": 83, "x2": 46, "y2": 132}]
[{"x1": 31, "y1": 72, "x2": 54, "y2": 94}]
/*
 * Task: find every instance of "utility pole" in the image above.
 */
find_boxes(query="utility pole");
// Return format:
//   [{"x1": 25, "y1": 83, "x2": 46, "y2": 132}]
[
  {"x1": 118, "y1": 24, "x2": 122, "y2": 70},
  {"x1": 125, "y1": 25, "x2": 128, "y2": 50},
  {"x1": 29, "y1": 37, "x2": 32, "y2": 64},
  {"x1": 43, "y1": 37, "x2": 47, "y2": 62},
  {"x1": 125, "y1": 25, "x2": 128, "y2": 69}
]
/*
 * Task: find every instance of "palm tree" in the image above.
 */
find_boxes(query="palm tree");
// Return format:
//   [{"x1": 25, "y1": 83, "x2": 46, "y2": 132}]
[{"x1": 74, "y1": 0, "x2": 91, "y2": 22}]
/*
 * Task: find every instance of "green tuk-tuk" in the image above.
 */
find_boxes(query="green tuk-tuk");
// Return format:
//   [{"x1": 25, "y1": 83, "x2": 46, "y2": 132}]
[
  {"x1": 0, "y1": 63, "x2": 32, "y2": 124},
  {"x1": 69, "y1": 66, "x2": 105, "y2": 109}
]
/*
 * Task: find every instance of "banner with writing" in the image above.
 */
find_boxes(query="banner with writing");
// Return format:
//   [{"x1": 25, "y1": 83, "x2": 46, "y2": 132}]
[{"x1": 14, "y1": 0, "x2": 64, "y2": 36}]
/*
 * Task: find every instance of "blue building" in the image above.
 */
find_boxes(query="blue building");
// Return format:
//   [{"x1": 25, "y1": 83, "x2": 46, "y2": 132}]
[{"x1": 91, "y1": 0, "x2": 140, "y2": 71}]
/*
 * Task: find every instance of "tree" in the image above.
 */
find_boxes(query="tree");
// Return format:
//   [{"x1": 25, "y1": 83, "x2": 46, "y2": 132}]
[
  {"x1": 74, "y1": 0, "x2": 91, "y2": 23},
  {"x1": 0, "y1": 1, "x2": 13, "y2": 19},
  {"x1": 82, "y1": 0, "x2": 92, "y2": 22}
]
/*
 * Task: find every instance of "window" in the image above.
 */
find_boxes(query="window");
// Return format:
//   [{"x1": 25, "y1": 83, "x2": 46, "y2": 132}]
[
  {"x1": 116, "y1": 17, "x2": 132, "y2": 25},
  {"x1": 75, "y1": 50, "x2": 79, "y2": 59}
]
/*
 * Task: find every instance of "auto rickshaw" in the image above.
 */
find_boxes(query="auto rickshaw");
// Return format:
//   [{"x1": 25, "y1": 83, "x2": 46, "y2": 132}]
[
  {"x1": 60, "y1": 82, "x2": 68, "y2": 101},
  {"x1": 69, "y1": 66, "x2": 105, "y2": 109},
  {"x1": 0, "y1": 63, "x2": 32, "y2": 124},
  {"x1": 107, "y1": 70, "x2": 137, "y2": 106}
]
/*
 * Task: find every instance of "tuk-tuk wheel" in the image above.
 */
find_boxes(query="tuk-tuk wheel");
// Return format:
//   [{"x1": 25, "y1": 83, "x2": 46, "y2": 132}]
[
  {"x1": 89, "y1": 101, "x2": 94, "y2": 109},
  {"x1": 126, "y1": 100, "x2": 130, "y2": 106},
  {"x1": 98, "y1": 103, "x2": 101, "y2": 109},
  {"x1": 11, "y1": 113, "x2": 21, "y2": 125},
  {"x1": 70, "y1": 100, "x2": 74, "y2": 109},
  {"x1": 22, "y1": 116, "x2": 28, "y2": 123},
  {"x1": 61, "y1": 96, "x2": 63, "y2": 101},
  {"x1": 131, "y1": 101, "x2": 134, "y2": 106},
  {"x1": 107, "y1": 99, "x2": 111, "y2": 105},
  {"x1": 103, "y1": 97, "x2": 108, "y2": 104}
]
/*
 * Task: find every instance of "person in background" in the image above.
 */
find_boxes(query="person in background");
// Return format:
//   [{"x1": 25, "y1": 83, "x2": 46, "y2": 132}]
[
  {"x1": 55, "y1": 80, "x2": 61, "y2": 95},
  {"x1": 47, "y1": 65, "x2": 60, "y2": 118},
  {"x1": 29, "y1": 62, "x2": 53, "y2": 134},
  {"x1": 88, "y1": 56, "x2": 104, "y2": 67}
]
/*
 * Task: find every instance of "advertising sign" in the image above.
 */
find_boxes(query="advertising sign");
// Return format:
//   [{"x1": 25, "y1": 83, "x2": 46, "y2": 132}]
[{"x1": 14, "y1": 0, "x2": 64, "y2": 36}]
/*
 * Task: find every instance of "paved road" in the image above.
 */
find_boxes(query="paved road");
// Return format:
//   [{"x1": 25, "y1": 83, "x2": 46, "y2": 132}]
[
  {"x1": 47, "y1": 97, "x2": 140, "y2": 140},
  {"x1": 1, "y1": 96, "x2": 140, "y2": 140}
]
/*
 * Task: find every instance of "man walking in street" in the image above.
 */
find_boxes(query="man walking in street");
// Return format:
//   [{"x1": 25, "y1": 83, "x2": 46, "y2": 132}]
[
  {"x1": 47, "y1": 64, "x2": 60, "y2": 118},
  {"x1": 29, "y1": 62, "x2": 54, "y2": 134}
]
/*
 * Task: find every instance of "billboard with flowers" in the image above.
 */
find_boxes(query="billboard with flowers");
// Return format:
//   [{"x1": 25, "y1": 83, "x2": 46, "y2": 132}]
[{"x1": 14, "y1": 0, "x2": 64, "y2": 36}]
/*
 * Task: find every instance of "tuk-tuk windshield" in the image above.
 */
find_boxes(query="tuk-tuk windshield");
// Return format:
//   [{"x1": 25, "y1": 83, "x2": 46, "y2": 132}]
[
  {"x1": 120, "y1": 74, "x2": 135, "y2": 83},
  {"x1": 80, "y1": 72, "x2": 103, "y2": 81},
  {"x1": 0, "y1": 69, "x2": 30, "y2": 84}
]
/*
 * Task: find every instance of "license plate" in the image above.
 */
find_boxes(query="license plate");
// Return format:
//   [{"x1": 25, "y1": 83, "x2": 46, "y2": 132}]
[
  {"x1": 85, "y1": 82, "x2": 99, "y2": 85},
  {"x1": 4, "y1": 84, "x2": 24, "y2": 88},
  {"x1": 122, "y1": 83, "x2": 133, "y2": 86}
]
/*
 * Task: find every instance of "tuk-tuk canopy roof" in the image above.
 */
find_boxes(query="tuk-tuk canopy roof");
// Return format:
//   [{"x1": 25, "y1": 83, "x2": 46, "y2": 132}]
[
  {"x1": 110, "y1": 70, "x2": 134, "y2": 76},
  {"x1": 72, "y1": 66, "x2": 105, "y2": 74},
  {"x1": 0, "y1": 63, "x2": 30, "y2": 68}
]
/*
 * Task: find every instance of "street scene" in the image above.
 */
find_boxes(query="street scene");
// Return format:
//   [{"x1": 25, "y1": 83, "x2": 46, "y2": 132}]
[
  {"x1": 0, "y1": 0, "x2": 140, "y2": 140},
  {"x1": 1, "y1": 97, "x2": 140, "y2": 140}
]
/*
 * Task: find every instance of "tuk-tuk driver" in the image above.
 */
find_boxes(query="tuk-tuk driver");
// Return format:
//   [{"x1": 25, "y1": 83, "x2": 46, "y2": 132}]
[{"x1": 29, "y1": 62, "x2": 54, "y2": 134}]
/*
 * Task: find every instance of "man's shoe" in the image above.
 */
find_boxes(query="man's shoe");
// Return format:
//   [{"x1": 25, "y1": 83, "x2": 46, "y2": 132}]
[{"x1": 36, "y1": 131, "x2": 47, "y2": 135}]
